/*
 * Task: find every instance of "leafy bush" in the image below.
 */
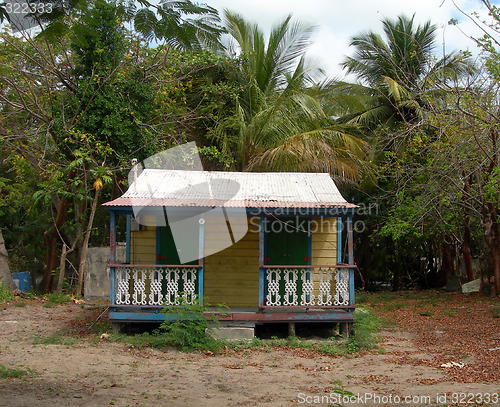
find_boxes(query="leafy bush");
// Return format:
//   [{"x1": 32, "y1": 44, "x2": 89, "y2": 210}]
[
  {"x1": 347, "y1": 307, "x2": 382, "y2": 352},
  {"x1": 158, "y1": 300, "x2": 226, "y2": 352},
  {"x1": 0, "y1": 281, "x2": 14, "y2": 303}
]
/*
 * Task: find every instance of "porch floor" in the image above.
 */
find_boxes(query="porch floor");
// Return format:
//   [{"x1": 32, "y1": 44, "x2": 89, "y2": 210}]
[{"x1": 108, "y1": 305, "x2": 355, "y2": 324}]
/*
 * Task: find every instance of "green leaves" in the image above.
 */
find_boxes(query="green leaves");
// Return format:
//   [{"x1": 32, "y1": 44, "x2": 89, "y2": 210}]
[{"x1": 132, "y1": 0, "x2": 225, "y2": 49}]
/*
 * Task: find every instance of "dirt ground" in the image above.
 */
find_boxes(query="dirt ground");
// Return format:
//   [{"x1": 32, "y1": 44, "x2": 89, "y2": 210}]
[{"x1": 0, "y1": 292, "x2": 499, "y2": 407}]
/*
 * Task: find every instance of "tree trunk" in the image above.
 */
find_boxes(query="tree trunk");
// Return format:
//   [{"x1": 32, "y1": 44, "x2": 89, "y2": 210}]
[
  {"x1": 482, "y1": 208, "x2": 500, "y2": 297},
  {"x1": 0, "y1": 229, "x2": 16, "y2": 291},
  {"x1": 76, "y1": 188, "x2": 100, "y2": 296},
  {"x1": 462, "y1": 225, "x2": 474, "y2": 282},
  {"x1": 41, "y1": 196, "x2": 70, "y2": 293},
  {"x1": 440, "y1": 241, "x2": 455, "y2": 287},
  {"x1": 491, "y1": 245, "x2": 500, "y2": 297},
  {"x1": 392, "y1": 240, "x2": 401, "y2": 291},
  {"x1": 56, "y1": 244, "x2": 67, "y2": 294}
]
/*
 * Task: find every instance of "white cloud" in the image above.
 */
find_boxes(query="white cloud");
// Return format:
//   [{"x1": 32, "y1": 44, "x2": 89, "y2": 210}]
[{"x1": 207, "y1": 0, "x2": 493, "y2": 79}]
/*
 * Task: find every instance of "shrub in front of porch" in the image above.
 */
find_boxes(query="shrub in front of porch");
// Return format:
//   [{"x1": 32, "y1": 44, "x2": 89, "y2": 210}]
[{"x1": 157, "y1": 299, "x2": 228, "y2": 352}]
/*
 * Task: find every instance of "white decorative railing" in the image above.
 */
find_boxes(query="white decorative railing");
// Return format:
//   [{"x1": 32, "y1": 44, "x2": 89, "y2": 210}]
[
  {"x1": 113, "y1": 266, "x2": 199, "y2": 306},
  {"x1": 264, "y1": 267, "x2": 351, "y2": 306}
]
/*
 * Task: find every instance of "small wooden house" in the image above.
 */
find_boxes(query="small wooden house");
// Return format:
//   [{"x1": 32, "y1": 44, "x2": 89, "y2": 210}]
[{"x1": 103, "y1": 170, "x2": 357, "y2": 332}]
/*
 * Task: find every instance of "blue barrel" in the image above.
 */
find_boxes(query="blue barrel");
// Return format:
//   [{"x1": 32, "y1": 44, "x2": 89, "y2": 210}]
[{"x1": 12, "y1": 272, "x2": 30, "y2": 292}]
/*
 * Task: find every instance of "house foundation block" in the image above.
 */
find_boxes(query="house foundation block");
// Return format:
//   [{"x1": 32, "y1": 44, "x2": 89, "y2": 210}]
[{"x1": 210, "y1": 327, "x2": 255, "y2": 341}]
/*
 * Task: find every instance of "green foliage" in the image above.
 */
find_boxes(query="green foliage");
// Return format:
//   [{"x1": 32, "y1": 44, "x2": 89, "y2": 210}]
[
  {"x1": 157, "y1": 300, "x2": 225, "y2": 352},
  {"x1": 214, "y1": 11, "x2": 369, "y2": 179},
  {"x1": 328, "y1": 380, "x2": 355, "y2": 407},
  {"x1": 0, "y1": 282, "x2": 15, "y2": 302},
  {"x1": 109, "y1": 308, "x2": 382, "y2": 356},
  {"x1": 347, "y1": 307, "x2": 382, "y2": 352},
  {"x1": 130, "y1": 0, "x2": 225, "y2": 49},
  {"x1": 43, "y1": 292, "x2": 72, "y2": 306}
]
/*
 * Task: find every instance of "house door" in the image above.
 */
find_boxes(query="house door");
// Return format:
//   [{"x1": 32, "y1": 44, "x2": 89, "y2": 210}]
[
  {"x1": 264, "y1": 217, "x2": 309, "y2": 304},
  {"x1": 265, "y1": 217, "x2": 309, "y2": 266},
  {"x1": 158, "y1": 224, "x2": 198, "y2": 266}
]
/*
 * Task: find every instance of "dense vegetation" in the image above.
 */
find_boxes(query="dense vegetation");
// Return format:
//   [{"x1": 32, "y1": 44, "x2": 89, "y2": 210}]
[{"x1": 1, "y1": 0, "x2": 500, "y2": 296}]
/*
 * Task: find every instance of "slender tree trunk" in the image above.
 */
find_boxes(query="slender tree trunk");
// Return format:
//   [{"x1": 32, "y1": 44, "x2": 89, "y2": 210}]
[
  {"x1": 482, "y1": 206, "x2": 500, "y2": 297},
  {"x1": 440, "y1": 241, "x2": 455, "y2": 287},
  {"x1": 41, "y1": 197, "x2": 70, "y2": 292},
  {"x1": 461, "y1": 175, "x2": 474, "y2": 282},
  {"x1": 491, "y1": 245, "x2": 500, "y2": 297},
  {"x1": 0, "y1": 229, "x2": 16, "y2": 291},
  {"x1": 392, "y1": 240, "x2": 401, "y2": 291},
  {"x1": 462, "y1": 225, "x2": 474, "y2": 282},
  {"x1": 76, "y1": 188, "x2": 100, "y2": 296},
  {"x1": 56, "y1": 244, "x2": 67, "y2": 294}
]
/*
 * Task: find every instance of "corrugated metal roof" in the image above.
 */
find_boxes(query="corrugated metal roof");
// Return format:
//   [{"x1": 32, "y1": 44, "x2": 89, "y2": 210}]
[{"x1": 103, "y1": 170, "x2": 356, "y2": 209}]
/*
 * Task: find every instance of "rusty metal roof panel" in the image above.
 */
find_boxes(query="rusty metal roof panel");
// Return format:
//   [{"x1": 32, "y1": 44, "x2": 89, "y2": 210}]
[{"x1": 103, "y1": 170, "x2": 355, "y2": 209}]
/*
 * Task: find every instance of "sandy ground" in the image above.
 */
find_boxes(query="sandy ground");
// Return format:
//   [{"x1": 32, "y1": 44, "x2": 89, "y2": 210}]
[{"x1": 0, "y1": 298, "x2": 499, "y2": 407}]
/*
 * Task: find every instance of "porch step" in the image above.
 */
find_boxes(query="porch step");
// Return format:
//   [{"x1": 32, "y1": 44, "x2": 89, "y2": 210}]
[{"x1": 210, "y1": 326, "x2": 255, "y2": 341}]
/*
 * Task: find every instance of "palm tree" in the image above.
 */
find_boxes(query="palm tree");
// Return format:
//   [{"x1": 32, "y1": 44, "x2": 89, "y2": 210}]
[
  {"x1": 214, "y1": 11, "x2": 368, "y2": 183},
  {"x1": 334, "y1": 14, "x2": 472, "y2": 129},
  {"x1": 35, "y1": 0, "x2": 225, "y2": 50}
]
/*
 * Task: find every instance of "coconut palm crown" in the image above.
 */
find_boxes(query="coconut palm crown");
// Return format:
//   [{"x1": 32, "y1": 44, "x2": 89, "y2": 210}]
[{"x1": 335, "y1": 14, "x2": 473, "y2": 129}]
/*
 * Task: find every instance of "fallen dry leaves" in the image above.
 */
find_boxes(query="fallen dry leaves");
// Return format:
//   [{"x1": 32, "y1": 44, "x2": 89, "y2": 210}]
[{"x1": 370, "y1": 290, "x2": 500, "y2": 383}]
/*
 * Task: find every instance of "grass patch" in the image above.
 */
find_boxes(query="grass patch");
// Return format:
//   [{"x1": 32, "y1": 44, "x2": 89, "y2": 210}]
[
  {"x1": 442, "y1": 309, "x2": 456, "y2": 317},
  {"x1": 109, "y1": 331, "x2": 173, "y2": 349},
  {"x1": 0, "y1": 363, "x2": 35, "y2": 378},
  {"x1": 42, "y1": 292, "x2": 72, "y2": 307},
  {"x1": 385, "y1": 301, "x2": 407, "y2": 311},
  {"x1": 32, "y1": 332, "x2": 77, "y2": 346},
  {"x1": 490, "y1": 307, "x2": 500, "y2": 319},
  {"x1": 377, "y1": 292, "x2": 398, "y2": 302}
]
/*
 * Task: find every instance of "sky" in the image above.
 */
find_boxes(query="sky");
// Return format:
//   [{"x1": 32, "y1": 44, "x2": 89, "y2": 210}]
[{"x1": 205, "y1": 0, "x2": 496, "y2": 80}]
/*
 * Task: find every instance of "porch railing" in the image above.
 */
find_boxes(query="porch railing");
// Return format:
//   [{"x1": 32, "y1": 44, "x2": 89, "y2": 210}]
[
  {"x1": 110, "y1": 265, "x2": 201, "y2": 306},
  {"x1": 262, "y1": 265, "x2": 354, "y2": 307},
  {"x1": 109, "y1": 264, "x2": 353, "y2": 309}
]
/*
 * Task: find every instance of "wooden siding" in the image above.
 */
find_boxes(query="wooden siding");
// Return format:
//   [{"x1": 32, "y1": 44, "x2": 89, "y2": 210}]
[
  {"x1": 131, "y1": 226, "x2": 156, "y2": 264},
  {"x1": 311, "y1": 217, "x2": 337, "y2": 299},
  {"x1": 311, "y1": 217, "x2": 337, "y2": 266},
  {"x1": 203, "y1": 217, "x2": 259, "y2": 307}
]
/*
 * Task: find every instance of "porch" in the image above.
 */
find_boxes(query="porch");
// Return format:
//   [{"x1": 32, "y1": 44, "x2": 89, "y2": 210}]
[
  {"x1": 108, "y1": 263, "x2": 356, "y2": 323},
  {"x1": 106, "y1": 210, "x2": 356, "y2": 327}
]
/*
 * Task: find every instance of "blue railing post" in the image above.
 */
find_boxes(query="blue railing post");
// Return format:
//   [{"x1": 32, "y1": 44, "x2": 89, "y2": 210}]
[
  {"x1": 125, "y1": 214, "x2": 131, "y2": 264},
  {"x1": 258, "y1": 213, "x2": 265, "y2": 307},
  {"x1": 198, "y1": 217, "x2": 205, "y2": 305},
  {"x1": 347, "y1": 214, "x2": 355, "y2": 306},
  {"x1": 337, "y1": 216, "x2": 342, "y2": 264},
  {"x1": 109, "y1": 211, "x2": 116, "y2": 305}
]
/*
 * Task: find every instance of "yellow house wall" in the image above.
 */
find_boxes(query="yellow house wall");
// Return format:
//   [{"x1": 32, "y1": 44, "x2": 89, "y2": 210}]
[
  {"x1": 203, "y1": 217, "x2": 259, "y2": 307},
  {"x1": 311, "y1": 217, "x2": 337, "y2": 266},
  {"x1": 131, "y1": 226, "x2": 156, "y2": 264},
  {"x1": 311, "y1": 217, "x2": 338, "y2": 298}
]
